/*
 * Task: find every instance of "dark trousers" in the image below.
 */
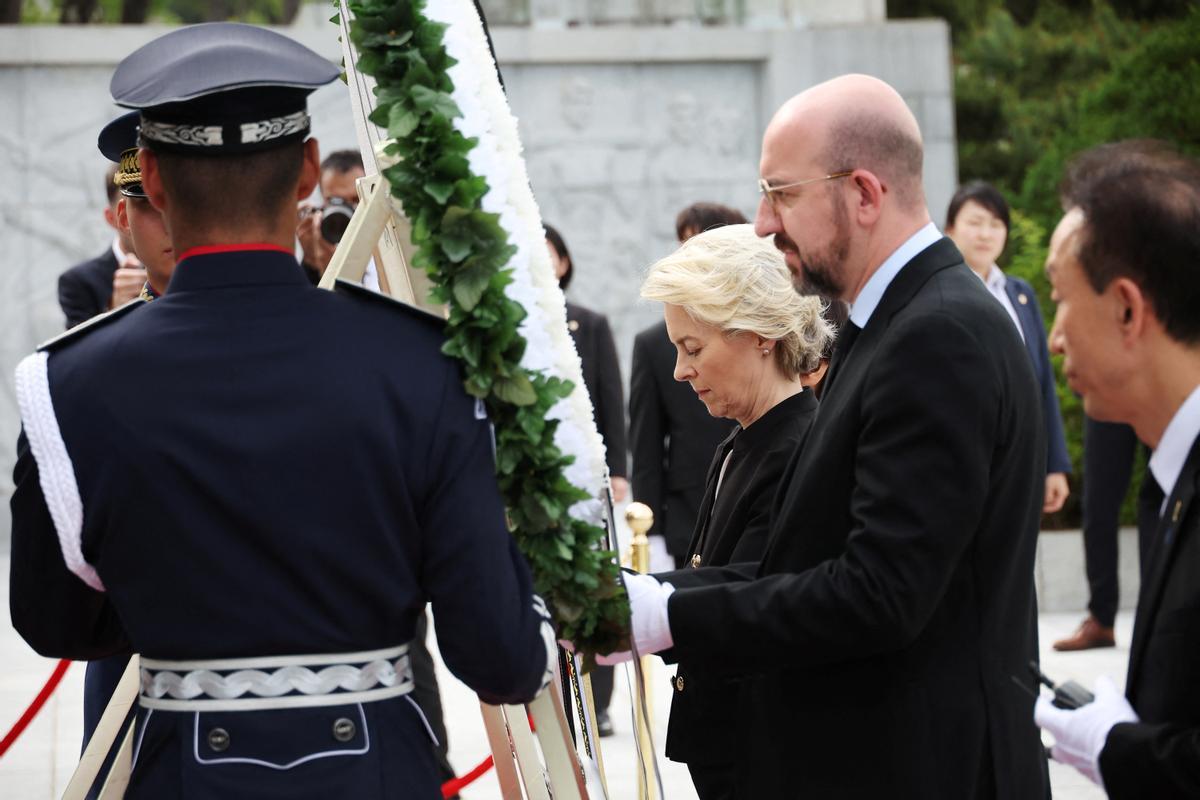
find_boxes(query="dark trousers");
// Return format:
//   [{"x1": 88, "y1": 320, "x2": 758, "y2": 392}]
[
  {"x1": 687, "y1": 761, "x2": 736, "y2": 800},
  {"x1": 411, "y1": 611, "x2": 455, "y2": 785},
  {"x1": 1082, "y1": 418, "x2": 1139, "y2": 627},
  {"x1": 82, "y1": 653, "x2": 133, "y2": 800},
  {"x1": 591, "y1": 664, "x2": 614, "y2": 712}
]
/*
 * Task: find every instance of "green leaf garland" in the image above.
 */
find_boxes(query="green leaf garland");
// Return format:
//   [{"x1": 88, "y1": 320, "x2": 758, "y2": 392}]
[{"x1": 343, "y1": 0, "x2": 629, "y2": 655}]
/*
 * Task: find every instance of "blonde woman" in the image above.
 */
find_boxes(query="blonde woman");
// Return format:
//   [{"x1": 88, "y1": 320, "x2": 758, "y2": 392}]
[{"x1": 641, "y1": 223, "x2": 833, "y2": 799}]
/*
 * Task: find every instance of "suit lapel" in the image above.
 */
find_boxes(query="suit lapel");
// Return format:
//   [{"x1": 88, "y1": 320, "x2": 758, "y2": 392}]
[
  {"x1": 1126, "y1": 435, "x2": 1200, "y2": 693},
  {"x1": 821, "y1": 238, "x2": 963, "y2": 404},
  {"x1": 684, "y1": 427, "x2": 738, "y2": 561}
]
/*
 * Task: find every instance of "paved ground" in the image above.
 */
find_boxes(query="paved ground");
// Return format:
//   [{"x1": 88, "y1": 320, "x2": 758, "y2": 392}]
[{"x1": 0, "y1": 548, "x2": 1132, "y2": 798}]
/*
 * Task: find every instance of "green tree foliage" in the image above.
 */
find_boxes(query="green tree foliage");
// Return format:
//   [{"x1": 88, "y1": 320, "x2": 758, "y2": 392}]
[
  {"x1": 16, "y1": 0, "x2": 300, "y2": 24},
  {"x1": 897, "y1": 0, "x2": 1195, "y2": 527}
]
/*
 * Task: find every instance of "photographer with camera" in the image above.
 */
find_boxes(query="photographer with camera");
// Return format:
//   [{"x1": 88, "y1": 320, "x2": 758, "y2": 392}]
[{"x1": 297, "y1": 149, "x2": 364, "y2": 284}]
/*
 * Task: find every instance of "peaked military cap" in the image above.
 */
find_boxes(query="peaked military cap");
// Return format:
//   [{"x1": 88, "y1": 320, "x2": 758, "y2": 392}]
[
  {"x1": 98, "y1": 111, "x2": 147, "y2": 198},
  {"x1": 109, "y1": 22, "x2": 339, "y2": 156}
]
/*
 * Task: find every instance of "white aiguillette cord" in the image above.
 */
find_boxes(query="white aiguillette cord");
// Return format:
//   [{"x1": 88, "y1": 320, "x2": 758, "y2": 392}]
[{"x1": 62, "y1": 655, "x2": 140, "y2": 800}]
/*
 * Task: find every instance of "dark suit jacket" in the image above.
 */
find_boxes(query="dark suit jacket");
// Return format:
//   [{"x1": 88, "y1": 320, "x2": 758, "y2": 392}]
[
  {"x1": 629, "y1": 322, "x2": 735, "y2": 560},
  {"x1": 566, "y1": 302, "x2": 626, "y2": 478},
  {"x1": 1100, "y1": 433, "x2": 1200, "y2": 799},
  {"x1": 664, "y1": 389, "x2": 818, "y2": 766},
  {"x1": 58, "y1": 247, "x2": 118, "y2": 329},
  {"x1": 664, "y1": 238, "x2": 1048, "y2": 798},
  {"x1": 1004, "y1": 274, "x2": 1071, "y2": 474}
]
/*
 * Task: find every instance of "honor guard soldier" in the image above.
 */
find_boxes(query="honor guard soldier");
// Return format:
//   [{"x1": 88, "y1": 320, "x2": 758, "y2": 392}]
[{"x1": 10, "y1": 23, "x2": 554, "y2": 799}]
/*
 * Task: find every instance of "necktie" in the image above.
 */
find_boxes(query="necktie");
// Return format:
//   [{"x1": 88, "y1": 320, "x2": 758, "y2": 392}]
[
  {"x1": 824, "y1": 320, "x2": 861, "y2": 390},
  {"x1": 1138, "y1": 471, "x2": 1171, "y2": 549}
]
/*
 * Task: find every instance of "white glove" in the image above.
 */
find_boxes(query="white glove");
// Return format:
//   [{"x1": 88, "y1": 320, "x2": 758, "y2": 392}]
[
  {"x1": 1034, "y1": 675, "x2": 1139, "y2": 786},
  {"x1": 596, "y1": 572, "x2": 675, "y2": 665}
]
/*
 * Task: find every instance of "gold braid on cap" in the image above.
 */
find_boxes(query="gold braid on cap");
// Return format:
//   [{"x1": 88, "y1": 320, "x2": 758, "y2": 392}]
[{"x1": 114, "y1": 148, "x2": 142, "y2": 188}]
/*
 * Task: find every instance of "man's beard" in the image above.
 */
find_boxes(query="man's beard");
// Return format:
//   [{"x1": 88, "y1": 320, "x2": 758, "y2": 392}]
[{"x1": 776, "y1": 199, "x2": 851, "y2": 301}]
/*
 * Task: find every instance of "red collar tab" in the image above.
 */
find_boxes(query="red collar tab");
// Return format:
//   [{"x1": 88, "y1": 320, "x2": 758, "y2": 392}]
[{"x1": 177, "y1": 243, "x2": 295, "y2": 262}]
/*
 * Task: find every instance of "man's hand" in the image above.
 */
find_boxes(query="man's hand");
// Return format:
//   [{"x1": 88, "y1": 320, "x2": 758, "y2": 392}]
[
  {"x1": 110, "y1": 257, "x2": 147, "y2": 308},
  {"x1": 1044, "y1": 472, "x2": 1070, "y2": 514},
  {"x1": 297, "y1": 204, "x2": 334, "y2": 277},
  {"x1": 1034, "y1": 675, "x2": 1138, "y2": 786},
  {"x1": 596, "y1": 572, "x2": 675, "y2": 665},
  {"x1": 610, "y1": 476, "x2": 629, "y2": 504}
]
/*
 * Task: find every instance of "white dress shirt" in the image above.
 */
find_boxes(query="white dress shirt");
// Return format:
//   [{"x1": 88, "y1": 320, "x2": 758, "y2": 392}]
[
  {"x1": 849, "y1": 222, "x2": 943, "y2": 329},
  {"x1": 1149, "y1": 383, "x2": 1200, "y2": 515},
  {"x1": 979, "y1": 265, "x2": 1025, "y2": 343}
]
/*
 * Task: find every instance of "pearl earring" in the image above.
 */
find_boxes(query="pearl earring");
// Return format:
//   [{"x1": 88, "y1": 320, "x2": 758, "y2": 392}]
[{"x1": 762, "y1": 349, "x2": 770, "y2": 356}]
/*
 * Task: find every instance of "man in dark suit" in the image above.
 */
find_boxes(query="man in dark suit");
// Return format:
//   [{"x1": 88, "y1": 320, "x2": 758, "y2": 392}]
[
  {"x1": 596, "y1": 74, "x2": 1048, "y2": 798},
  {"x1": 57, "y1": 164, "x2": 147, "y2": 328},
  {"x1": 629, "y1": 202, "x2": 744, "y2": 567},
  {"x1": 1034, "y1": 141, "x2": 1200, "y2": 798}
]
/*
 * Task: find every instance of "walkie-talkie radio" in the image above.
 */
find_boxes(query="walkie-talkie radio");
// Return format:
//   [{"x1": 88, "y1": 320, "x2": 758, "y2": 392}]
[{"x1": 1028, "y1": 661, "x2": 1095, "y2": 710}]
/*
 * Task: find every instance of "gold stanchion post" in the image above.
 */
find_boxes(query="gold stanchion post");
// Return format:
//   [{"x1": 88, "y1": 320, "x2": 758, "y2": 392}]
[{"x1": 624, "y1": 502, "x2": 658, "y2": 800}]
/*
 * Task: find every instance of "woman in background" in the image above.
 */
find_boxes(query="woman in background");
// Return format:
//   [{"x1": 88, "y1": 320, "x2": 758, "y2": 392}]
[
  {"x1": 544, "y1": 223, "x2": 627, "y2": 737},
  {"x1": 946, "y1": 181, "x2": 1072, "y2": 514}
]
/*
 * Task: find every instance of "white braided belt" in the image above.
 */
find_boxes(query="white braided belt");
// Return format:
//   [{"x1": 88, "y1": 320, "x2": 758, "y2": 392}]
[{"x1": 139, "y1": 645, "x2": 413, "y2": 712}]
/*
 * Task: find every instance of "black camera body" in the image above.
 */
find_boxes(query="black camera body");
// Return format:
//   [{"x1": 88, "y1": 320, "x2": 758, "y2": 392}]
[{"x1": 318, "y1": 197, "x2": 355, "y2": 244}]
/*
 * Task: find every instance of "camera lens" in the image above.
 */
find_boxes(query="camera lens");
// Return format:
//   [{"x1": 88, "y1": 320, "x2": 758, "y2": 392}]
[{"x1": 320, "y1": 198, "x2": 355, "y2": 244}]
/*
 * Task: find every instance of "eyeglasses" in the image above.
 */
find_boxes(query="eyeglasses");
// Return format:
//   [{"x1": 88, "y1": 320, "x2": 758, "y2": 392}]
[{"x1": 758, "y1": 171, "x2": 853, "y2": 211}]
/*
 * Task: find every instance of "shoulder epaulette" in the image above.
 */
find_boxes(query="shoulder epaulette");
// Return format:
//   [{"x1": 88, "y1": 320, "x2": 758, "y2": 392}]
[
  {"x1": 334, "y1": 279, "x2": 447, "y2": 329},
  {"x1": 37, "y1": 299, "x2": 146, "y2": 352}
]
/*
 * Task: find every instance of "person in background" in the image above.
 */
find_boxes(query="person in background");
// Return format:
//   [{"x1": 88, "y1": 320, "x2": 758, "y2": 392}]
[
  {"x1": 544, "y1": 222, "x2": 627, "y2": 736},
  {"x1": 641, "y1": 223, "x2": 833, "y2": 798},
  {"x1": 1052, "y1": 417, "x2": 1154, "y2": 652},
  {"x1": 57, "y1": 164, "x2": 147, "y2": 328},
  {"x1": 629, "y1": 202, "x2": 745, "y2": 570},
  {"x1": 101, "y1": 113, "x2": 175, "y2": 301},
  {"x1": 297, "y1": 149, "x2": 366, "y2": 285},
  {"x1": 946, "y1": 181, "x2": 1072, "y2": 516}
]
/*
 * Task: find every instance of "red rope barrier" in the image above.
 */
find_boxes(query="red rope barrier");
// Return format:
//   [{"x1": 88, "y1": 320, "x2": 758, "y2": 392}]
[
  {"x1": 440, "y1": 710, "x2": 538, "y2": 795},
  {"x1": 0, "y1": 659, "x2": 72, "y2": 758},
  {"x1": 442, "y1": 755, "x2": 494, "y2": 797}
]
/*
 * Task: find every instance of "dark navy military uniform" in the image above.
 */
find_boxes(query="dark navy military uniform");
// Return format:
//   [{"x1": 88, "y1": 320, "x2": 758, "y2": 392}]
[
  {"x1": 76, "y1": 111, "x2": 150, "y2": 776},
  {"x1": 11, "y1": 248, "x2": 551, "y2": 797}
]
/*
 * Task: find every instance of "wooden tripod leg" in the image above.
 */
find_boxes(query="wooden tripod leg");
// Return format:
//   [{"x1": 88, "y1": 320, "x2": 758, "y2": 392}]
[
  {"x1": 480, "y1": 702, "x2": 525, "y2": 799},
  {"x1": 96, "y1": 720, "x2": 136, "y2": 799},
  {"x1": 579, "y1": 672, "x2": 610, "y2": 798},
  {"x1": 528, "y1": 690, "x2": 587, "y2": 799},
  {"x1": 503, "y1": 704, "x2": 550, "y2": 800},
  {"x1": 63, "y1": 656, "x2": 140, "y2": 800},
  {"x1": 318, "y1": 176, "x2": 390, "y2": 290}
]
